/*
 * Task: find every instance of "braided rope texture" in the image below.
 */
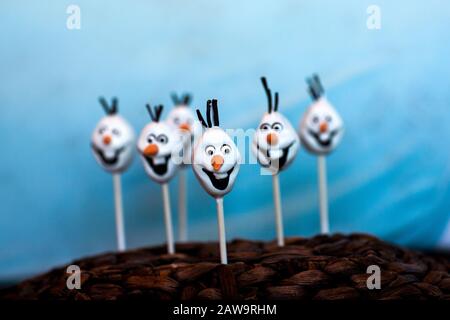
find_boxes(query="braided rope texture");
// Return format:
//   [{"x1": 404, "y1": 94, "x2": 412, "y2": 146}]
[{"x1": 2, "y1": 234, "x2": 449, "y2": 300}]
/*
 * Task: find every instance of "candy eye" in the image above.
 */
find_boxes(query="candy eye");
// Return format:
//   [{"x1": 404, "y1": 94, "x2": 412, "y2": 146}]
[
  {"x1": 260, "y1": 123, "x2": 270, "y2": 131},
  {"x1": 112, "y1": 128, "x2": 121, "y2": 136},
  {"x1": 312, "y1": 116, "x2": 319, "y2": 124},
  {"x1": 147, "y1": 134, "x2": 155, "y2": 143},
  {"x1": 174, "y1": 117, "x2": 180, "y2": 125},
  {"x1": 205, "y1": 145, "x2": 215, "y2": 156},
  {"x1": 98, "y1": 126, "x2": 107, "y2": 134},
  {"x1": 158, "y1": 134, "x2": 168, "y2": 144},
  {"x1": 221, "y1": 144, "x2": 231, "y2": 154},
  {"x1": 326, "y1": 115, "x2": 332, "y2": 123},
  {"x1": 272, "y1": 122, "x2": 283, "y2": 131}
]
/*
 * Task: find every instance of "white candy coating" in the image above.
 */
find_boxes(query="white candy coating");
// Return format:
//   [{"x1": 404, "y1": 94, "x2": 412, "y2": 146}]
[
  {"x1": 91, "y1": 114, "x2": 135, "y2": 173},
  {"x1": 166, "y1": 106, "x2": 202, "y2": 166},
  {"x1": 252, "y1": 111, "x2": 299, "y2": 173},
  {"x1": 192, "y1": 127, "x2": 240, "y2": 198},
  {"x1": 137, "y1": 121, "x2": 183, "y2": 184},
  {"x1": 299, "y1": 97, "x2": 344, "y2": 155}
]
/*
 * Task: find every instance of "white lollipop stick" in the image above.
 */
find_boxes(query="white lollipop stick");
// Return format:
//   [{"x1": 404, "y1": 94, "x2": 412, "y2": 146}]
[
  {"x1": 161, "y1": 183, "x2": 175, "y2": 254},
  {"x1": 317, "y1": 155, "x2": 330, "y2": 234},
  {"x1": 112, "y1": 173, "x2": 126, "y2": 251},
  {"x1": 272, "y1": 174, "x2": 285, "y2": 246},
  {"x1": 178, "y1": 169, "x2": 187, "y2": 242},
  {"x1": 216, "y1": 197, "x2": 227, "y2": 264}
]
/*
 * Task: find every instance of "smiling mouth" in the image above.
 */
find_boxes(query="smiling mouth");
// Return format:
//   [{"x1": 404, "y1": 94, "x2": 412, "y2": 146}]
[
  {"x1": 92, "y1": 143, "x2": 125, "y2": 166},
  {"x1": 308, "y1": 129, "x2": 339, "y2": 147},
  {"x1": 256, "y1": 142, "x2": 294, "y2": 170},
  {"x1": 144, "y1": 154, "x2": 171, "y2": 176},
  {"x1": 202, "y1": 167, "x2": 235, "y2": 190}
]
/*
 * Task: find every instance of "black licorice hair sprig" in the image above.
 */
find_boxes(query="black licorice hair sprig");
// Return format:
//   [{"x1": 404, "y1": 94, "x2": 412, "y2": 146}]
[
  {"x1": 261, "y1": 77, "x2": 279, "y2": 113},
  {"x1": 196, "y1": 99, "x2": 219, "y2": 129},
  {"x1": 306, "y1": 73, "x2": 325, "y2": 101},
  {"x1": 146, "y1": 103, "x2": 164, "y2": 122},
  {"x1": 99, "y1": 96, "x2": 118, "y2": 115},
  {"x1": 183, "y1": 93, "x2": 192, "y2": 106},
  {"x1": 171, "y1": 92, "x2": 192, "y2": 107}
]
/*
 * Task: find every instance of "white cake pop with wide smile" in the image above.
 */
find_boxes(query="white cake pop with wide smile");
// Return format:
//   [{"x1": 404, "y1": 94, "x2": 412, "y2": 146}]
[
  {"x1": 166, "y1": 93, "x2": 201, "y2": 166},
  {"x1": 137, "y1": 104, "x2": 182, "y2": 184},
  {"x1": 192, "y1": 99, "x2": 240, "y2": 198},
  {"x1": 252, "y1": 77, "x2": 299, "y2": 173},
  {"x1": 300, "y1": 74, "x2": 344, "y2": 155},
  {"x1": 91, "y1": 97, "x2": 135, "y2": 173}
]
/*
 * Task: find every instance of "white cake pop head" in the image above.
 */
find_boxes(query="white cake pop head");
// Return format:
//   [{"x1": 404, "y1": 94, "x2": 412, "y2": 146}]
[
  {"x1": 137, "y1": 104, "x2": 182, "y2": 184},
  {"x1": 166, "y1": 93, "x2": 201, "y2": 166},
  {"x1": 252, "y1": 77, "x2": 300, "y2": 174},
  {"x1": 300, "y1": 74, "x2": 344, "y2": 155},
  {"x1": 192, "y1": 99, "x2": 241, "y2": 198},
  {"x1": 91, "y1": 97, "x2": 135, "y2": 173}
]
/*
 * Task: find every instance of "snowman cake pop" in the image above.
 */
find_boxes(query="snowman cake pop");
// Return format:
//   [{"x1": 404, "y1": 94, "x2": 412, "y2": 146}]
[
  {"x1": 137, "y1": 103, "x2": 183, "y2": 254},
  {"x1": 138, "y1": 104, "x2": 182, "y2": 184},
  {"x1": 193, "y1": 99, "x2": 241, "y2": 264},
  {"x1": 167, "y1": 93, "x2": 201, "y2": 165},
  {"x1": 252, "y1": 77, "x2": 299, "y2": 246},
  {"x1": 166, "y1": 93, "x2": 201, "y2": 242},
  {"x1": 91, "y1": 97, "x2": 135, "y2": 251},
  {"x1": 252, "y1": 77, "x2": 300, "y2": 174},
  {"x1": 300, "y1": 74, "x2": 344, "y2": 155},
  {"x1": 299, "y1": 74, "x2": 344, "y2": 234},
  {"x1": 91, "y1": 97, "x2": 135, "y2": 173}
]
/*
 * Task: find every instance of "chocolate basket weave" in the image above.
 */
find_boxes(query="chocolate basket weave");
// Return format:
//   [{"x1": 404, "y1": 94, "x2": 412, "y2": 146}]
[{"x1": 1, "y1": 234, "x2": 449, "y2": 300}]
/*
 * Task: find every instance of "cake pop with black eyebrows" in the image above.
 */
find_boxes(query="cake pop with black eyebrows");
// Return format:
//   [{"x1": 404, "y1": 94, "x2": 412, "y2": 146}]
[
  {"x1": 91, "y1": 97, "x2": 135, "y2": 251},
  {"x1": 167, "y1": 93, "x2": 202, "y2": 164},
  {"x1": 166, "y1": 93, "x2": 202, "y2": 242},
  {"x1": 300, "y1": 74, "x2": 344, "y2": 155},
  {"x1": 252, "y1": 77, "x2": 299, "y2": 246},
  {"x1": 193, "y1": 100, "x2": 241, "y2": 198},
  {"x1": 252, "y1": 77, "x2": 300, "y2": 174},
  {"x1": 137, "y1": 103, "x2": 183, "y2": 254},
  {"x1": 299, "y1": 74, "x2": 344, "y2": 234},
  {"x1": 91, "y1": 97, "x2": 135, "y2": 173},
  {"x1": 192, "y1": 99, "x2": 241, "y2": 264}
]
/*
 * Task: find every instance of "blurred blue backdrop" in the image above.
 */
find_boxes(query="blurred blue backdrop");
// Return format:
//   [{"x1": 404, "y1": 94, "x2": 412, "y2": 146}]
[{"x1": 1, "y1": 0, "x2": 450, "y2": 282}]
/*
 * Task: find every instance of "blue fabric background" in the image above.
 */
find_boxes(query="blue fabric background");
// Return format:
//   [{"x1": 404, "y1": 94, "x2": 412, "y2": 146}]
[{"x1": 1, "y1": 0, "x2": 450, "y2": 281}]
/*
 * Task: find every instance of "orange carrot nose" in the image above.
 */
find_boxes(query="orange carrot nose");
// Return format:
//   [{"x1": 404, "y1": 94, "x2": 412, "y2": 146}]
[
  {"x1": 211, "y1": 155, "x2": 224, "y2": 171},
  {"x1": 320, "y1": 122, "x2": 328, "y2": 133},
  {"x1": 266, "y1": 133, "x2": 278, "y2": 145},
  {"x1": 143, "y1": 144, "x2": 159, "y2": 156},
  {"x1": 179, "y1": 123, "x2": 191, "y2": 132},
  {"x1": 103, "y1": 135, "x2": 112, "y2": 145}
]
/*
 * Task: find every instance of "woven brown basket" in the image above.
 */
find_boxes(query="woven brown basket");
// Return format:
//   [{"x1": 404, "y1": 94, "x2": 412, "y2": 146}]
[{"x1": 2, "y1": 233, "x2": 449, "y2": 300}]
